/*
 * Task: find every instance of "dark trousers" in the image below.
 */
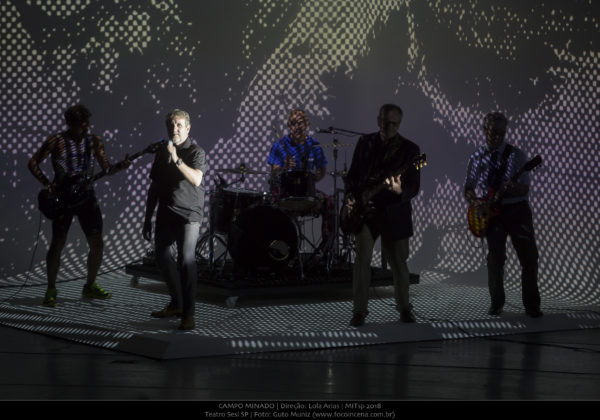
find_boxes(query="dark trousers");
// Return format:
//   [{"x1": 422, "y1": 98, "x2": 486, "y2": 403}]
[
  {"x1": 154, "y1": 212, "x2": 200, "y2": 317},
  {"x1": 486, "y1": 200, "x2": 540, "y2": 311}
]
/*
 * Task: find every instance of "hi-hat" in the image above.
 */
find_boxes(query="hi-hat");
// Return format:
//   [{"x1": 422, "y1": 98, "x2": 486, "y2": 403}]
[
  {"x1": 216, "y1": 164, "x2": 268, "y2": 175},
  {"x1": 319, "y1": 142, "x2": 352, "y2": 148}
]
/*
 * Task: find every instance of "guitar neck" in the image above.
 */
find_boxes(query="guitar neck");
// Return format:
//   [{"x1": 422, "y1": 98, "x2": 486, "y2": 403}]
[
  {"x1": 91, "y1": 148, "x2": 150, "y2": 182},
  {"x1": 361, "y1": 163, "x2": 412, "y2": 202},
  {"x1": 490, "y1": 155, "x2": 541, "y2": 202}
]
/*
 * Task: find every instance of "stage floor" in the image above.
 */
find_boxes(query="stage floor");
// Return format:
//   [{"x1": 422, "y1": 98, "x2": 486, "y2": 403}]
[{"x1": 0, "y1": 268, "x2": 599, "y2": 360}]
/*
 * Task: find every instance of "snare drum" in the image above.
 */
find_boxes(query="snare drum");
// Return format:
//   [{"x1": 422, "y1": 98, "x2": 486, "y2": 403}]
[{"x1": 277, "y1": 170, "x2": 318, "y2": 213}]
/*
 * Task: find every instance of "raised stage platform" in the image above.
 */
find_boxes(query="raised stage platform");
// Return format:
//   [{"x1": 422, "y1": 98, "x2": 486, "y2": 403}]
[{"x1": 1, "y1": 264, "x2": 598, "y2": 360}]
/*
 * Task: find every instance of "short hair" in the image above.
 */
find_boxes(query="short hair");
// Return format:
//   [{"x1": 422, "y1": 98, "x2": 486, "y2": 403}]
[
  {"x1": 378, "y1": 103, "x2": 403, "y2": 120},
  {"x1": 483, "y1": 112, "x2": 508, "y2": 128},
  {"x1": 288, "y1": 108, "x2": 309, "y2": 124},
  {"x1": 64, "y1": 104, "x2": 91, "y2": 127},
  {"x1": 166, "y1": 109, "x2": 191, "y2": 127}
]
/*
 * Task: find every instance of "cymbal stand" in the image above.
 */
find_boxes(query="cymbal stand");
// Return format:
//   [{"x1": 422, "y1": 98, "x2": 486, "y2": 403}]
[{"x1": 326, "y1": 138, "x2": 347, "y2": 270}]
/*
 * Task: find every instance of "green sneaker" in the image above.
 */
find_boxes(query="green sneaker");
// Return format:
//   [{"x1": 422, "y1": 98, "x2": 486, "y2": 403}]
[
  {"x1": 43, "y1": 288, "x2": 57, "y2": 307},
  {"x1": 82, "y1": 282, "x2": 111, "y2": 299}
]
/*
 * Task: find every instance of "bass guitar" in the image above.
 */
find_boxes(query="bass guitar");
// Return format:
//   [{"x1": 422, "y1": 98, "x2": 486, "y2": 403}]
[
  {"x1": 339, "y1": 153, "x2": 427, "y2": 235},
  {"x1": 467, "y1": 155, "x2": 542, "y2": 237},
  {"x1": 38, "y1": 142, "x2": 161, "y2": 220}
]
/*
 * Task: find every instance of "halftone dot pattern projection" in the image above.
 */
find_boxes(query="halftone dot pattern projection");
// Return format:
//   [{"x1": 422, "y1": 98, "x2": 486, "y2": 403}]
[
  {"x1": 0, "y1": 270, "x2": 598, "y2": 358},
  {"x1": 0, "y1": 0, "x2": 598, "y2": 314}
]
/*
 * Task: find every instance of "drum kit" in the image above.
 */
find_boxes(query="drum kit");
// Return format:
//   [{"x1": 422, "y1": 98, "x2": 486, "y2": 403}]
[{"x1": 198, "y1": 137, "x2": 356, "y2": 279}]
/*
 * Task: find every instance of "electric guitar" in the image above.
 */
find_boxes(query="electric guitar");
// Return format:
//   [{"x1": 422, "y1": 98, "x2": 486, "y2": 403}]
[
  {"x1": 38, "y1": 142, "x2": 161, "y2": 220},
  {"x1": 339, "y1": 153, "x2": 427, "y2": 235},
  {"x1": 467, "y1": 155, "x2": 542, "y2": 237}
]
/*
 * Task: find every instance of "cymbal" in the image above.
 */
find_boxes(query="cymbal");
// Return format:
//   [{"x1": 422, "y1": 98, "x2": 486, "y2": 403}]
[
  {"x1": 319, "y1": 142, "x2": 353, "y2": 148},
  {"x1": 216, "y1": 164, "x2": 268, "y2": 175}
]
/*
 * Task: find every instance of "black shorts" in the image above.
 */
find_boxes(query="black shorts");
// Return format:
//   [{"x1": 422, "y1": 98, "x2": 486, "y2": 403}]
[{"x1": 52, "y1": 194, "x2": 103, "y2": 237}]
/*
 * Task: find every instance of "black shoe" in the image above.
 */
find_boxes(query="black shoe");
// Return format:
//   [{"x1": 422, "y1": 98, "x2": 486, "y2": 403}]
[
  {"x1": 151, "y1": 306, "x2": 183, "y2": 318},
  {"x1": 488, "y1": 305, "x2": 503, "y2": 316},
  {"x1": 400, "y1": 309, "x2": 416, "y2": 323},
  {"x1": 178, "y1": 315, "x2": 195, "y2": 330},
  {"x1": 349, "y1": 313, "x2": 366, "y2": 327},
  {"x1": 526, "y1": 308, "x2": 543, "y2": 318}
]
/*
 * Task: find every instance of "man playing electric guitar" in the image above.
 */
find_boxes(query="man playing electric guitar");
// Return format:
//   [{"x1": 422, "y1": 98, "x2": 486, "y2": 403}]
[
  {"x1": 464, "y1": 112, "x2": 542, "y2": 318},
  {"x1": 343, "y1": 104, "x2": 421, "y2": 327},
  {"x1": 28, "y1": 104, "x2": 131, "y2": 307}
]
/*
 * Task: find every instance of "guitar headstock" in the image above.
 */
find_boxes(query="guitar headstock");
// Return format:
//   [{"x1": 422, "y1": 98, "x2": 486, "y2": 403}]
[
  {"x1": 524, "y1": 155, "x2": 542, "y2": 172},
  {"x1": 413, "y1": 153, "x2": 427, "y2": 170}
]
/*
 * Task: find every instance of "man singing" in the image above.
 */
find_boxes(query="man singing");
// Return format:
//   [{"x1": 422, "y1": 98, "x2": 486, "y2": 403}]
[{"x1": 143, "y1": 109, "x2": 207, "y2": 330}]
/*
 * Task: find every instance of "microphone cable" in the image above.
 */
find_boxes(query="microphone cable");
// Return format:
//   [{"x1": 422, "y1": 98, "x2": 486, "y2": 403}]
[{"x1": 0, "y1": 211, "x2": 44, "y2": 305}]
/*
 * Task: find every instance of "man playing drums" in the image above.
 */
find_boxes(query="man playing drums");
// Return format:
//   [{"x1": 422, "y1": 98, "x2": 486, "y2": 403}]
[{"x1": 268, "y1": 109, "x2": 334, "y2": 252}]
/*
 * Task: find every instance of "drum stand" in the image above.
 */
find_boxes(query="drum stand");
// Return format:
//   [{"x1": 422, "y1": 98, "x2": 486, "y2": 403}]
[
  {"x1": 290, "y1": 211, "x2": 323, "y2": 280},
  {"x1": 201, "y1": 173, "x2": 247, "y2": 272},
  {"x1": 325, "y1": 137, "x2": 355, "y2": 270}
]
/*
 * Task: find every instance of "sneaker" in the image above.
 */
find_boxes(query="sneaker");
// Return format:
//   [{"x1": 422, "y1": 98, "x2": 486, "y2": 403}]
[
  {"x1": 43, "y1": 288, "x2": 57, "y2": 307},
  {"x1": 82, "y1": 282, "x2": 111, "y2": 299},
  {"x1": 178, "y1": 315, "x2": 195, "y2": 330},
  {"x1": 349, "y1": 313, "x2": 366, "y2": 327}
]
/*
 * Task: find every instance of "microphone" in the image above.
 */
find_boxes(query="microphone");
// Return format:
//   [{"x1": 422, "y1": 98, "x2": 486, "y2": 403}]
[
  {"x1": 162, "y1": 138, "x2": 173, "y2": 163},
  {"x1": 316, "y1": 127, "x2": 336, "y2": 134}
]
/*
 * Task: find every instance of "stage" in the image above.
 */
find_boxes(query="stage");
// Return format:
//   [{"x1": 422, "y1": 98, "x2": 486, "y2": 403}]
[{"x1": 1, "y1": 264, "x2": 598, "y2": 360}]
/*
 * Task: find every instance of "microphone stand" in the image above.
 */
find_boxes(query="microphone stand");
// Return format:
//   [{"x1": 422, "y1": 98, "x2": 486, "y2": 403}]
[
  {"x1": 327, "y1": 127, "x2": 367, "y2": 136},
  {"x1": 330, "y1": 138, "x2": 342, "y2": 270}
]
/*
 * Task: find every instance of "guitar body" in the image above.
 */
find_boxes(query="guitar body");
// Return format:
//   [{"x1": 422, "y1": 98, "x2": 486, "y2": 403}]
[
  {"x1": 339, "y1": 199, "x2": 372, "y2": 235},
  {"x1": 466, "y1": 154, "x2": 542, "y2": 238},
  {"x1": 37, "y1": 178, "x2": 94, "y2": 220},
  {"x1": 467, "y1": 201, "x2": 492, "y2": 238},
  {"x1": 36, "y1": 141, "x2": 160, "y2": 220},
  {"x1": 340, "y1": 153, "x2": 427, "y2": 236},
  {"x1": 37, "y1": 189, "x2": 62, "y2": 220}
]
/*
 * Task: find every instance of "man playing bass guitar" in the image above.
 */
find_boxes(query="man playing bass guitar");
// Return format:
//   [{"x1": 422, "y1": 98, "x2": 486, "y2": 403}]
[
  {"x1": 28, "y1": 104, "x2": 130, "y2": 307},
  {"x1": 343, "y1": 104, "x2": 421, "y2": 327},
  {"x1": 464, "y1": 112, "x2": 543, "y2": 318}
]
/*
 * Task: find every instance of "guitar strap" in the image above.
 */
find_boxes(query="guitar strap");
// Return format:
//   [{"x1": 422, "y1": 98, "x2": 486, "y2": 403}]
[
  {"x1": 62, "y1": 133, "x2": 93, "y2": 178},
  {"x1": 365, "y1": 136, "x2": 403, "y2": 185},
  {"x1": 487, "y1": 143, "x2": 513, "y2": 198}
]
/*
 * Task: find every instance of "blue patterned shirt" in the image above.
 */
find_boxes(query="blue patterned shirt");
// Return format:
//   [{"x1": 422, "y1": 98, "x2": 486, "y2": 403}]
[
  {"x1": 267, "y1": 136, "x2": 327, "y2": 171},
  {"x1": 464, "y1": 142, "x2": 530, "y2": 204}
]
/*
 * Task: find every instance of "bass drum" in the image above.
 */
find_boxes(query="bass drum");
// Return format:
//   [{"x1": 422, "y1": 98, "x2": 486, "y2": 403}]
[
  {"x1": 210, "y1": 187, "x2": 265, "y2": 234},
  {"x1": 228, "y1": 205, "x2": 298, "y2": 271}
]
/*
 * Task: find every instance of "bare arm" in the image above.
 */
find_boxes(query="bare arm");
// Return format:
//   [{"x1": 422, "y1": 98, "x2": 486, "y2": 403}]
[
  {"x1": 28, "y1": 136, "x2": 54, "y2": 188},
  {"x1": 315, "y1": 166, "x2": 326, "y2": 182},
  {"x1": 168, "y1": 142, "x2": 203, "y2": 186}
]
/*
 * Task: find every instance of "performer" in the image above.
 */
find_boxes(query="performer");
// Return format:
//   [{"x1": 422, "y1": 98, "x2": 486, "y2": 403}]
[
  {"x1": 143, "y1": 109, "x2": 207, "y2": 330},
  {"x1": 464, "y1": 112, "x2": 542, "y2": 317},
  {"x1": 343, "y1": 104, "x2": 420, "y2": 327},
  {"x1": 268, "y1": 109, "x2": 334, "y2": 251},
  {"x1": 28, "y1": 104, "x2": 130, "y2": 307}
]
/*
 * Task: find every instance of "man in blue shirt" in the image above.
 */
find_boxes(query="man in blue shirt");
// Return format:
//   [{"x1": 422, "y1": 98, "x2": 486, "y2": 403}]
[
  {"x1": 268, "y1": 109, "x2": 334, "y2": 251},
  {"x1": 464, "y1": 112, "x2": 542, "y2": 318}
]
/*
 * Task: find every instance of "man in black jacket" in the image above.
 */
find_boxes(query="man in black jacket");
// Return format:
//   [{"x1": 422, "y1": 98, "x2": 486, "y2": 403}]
[
  {"x1": 343, "y1": 104, "x2": 421, "y2": 327},
  {"x1": 143, "y1": 109, "x2": 208, "y2": 330}
]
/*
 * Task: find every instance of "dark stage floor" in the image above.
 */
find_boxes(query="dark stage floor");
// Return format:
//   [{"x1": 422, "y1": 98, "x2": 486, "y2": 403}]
[
  {"x1": 1, "y1": 324, "x2": 598, "y2": 401},
  {"x1": 0, "y1": 266, "x2": 599, "y2": 402}
]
